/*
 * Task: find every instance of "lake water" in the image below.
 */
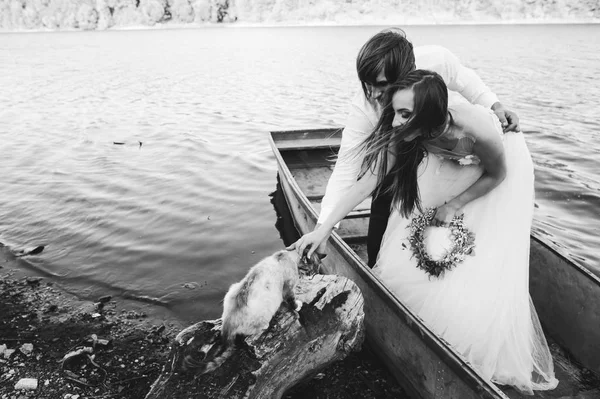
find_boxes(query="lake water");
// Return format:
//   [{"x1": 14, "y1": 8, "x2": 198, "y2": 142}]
[{"x1": 1, "y1": 24, "x2": 599, "y2": 323}]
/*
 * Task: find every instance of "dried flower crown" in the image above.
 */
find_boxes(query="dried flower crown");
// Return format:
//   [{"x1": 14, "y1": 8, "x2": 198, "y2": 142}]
[{"x1": 407, "y1": 208, "x2": 476, "y2": 278}]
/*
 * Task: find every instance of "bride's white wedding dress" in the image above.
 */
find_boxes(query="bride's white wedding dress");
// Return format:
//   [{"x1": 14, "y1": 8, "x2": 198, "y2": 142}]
[{"x1": 373, "y1": 106, "x2": 559, "y2": 394}]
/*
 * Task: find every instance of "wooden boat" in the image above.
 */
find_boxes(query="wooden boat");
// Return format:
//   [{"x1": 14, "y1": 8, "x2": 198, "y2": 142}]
[{"x1": 269, "y1": 127, "x2": 600, "y2": 399}]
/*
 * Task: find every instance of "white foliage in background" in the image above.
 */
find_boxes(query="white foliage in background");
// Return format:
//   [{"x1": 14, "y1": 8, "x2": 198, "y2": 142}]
[
  {"x1": 189, "y1": 0, "x2": 236, "y2": 22},
  {"x1": 95, "y1": 0, "x2": 113, "y2": 29},
  {"x1": 75, "y1": 0, "x2": 98, "y2": 29},
  {"x1": 139, "y1": 0, "x2": 166, "y2": 25},
  {"x1": 111, "y1": 0, "x2": 142, "y2": 27},
  {"x1": 0, "y1": 0, "x2": 598, "y2": 30},
  {"x1": 4, "y1": 0, "x2": 23, "y2": 29},
  {"x1": 208, "y1": 0, "x2": 235, "y2": 22},
  {"x1": 168, "y1": 0, "x2": 195, "y2": 23},
  {"x1": 38, "y1": 0, "x2": 63, "y2": 28},
  {"x1": 191, "y1": 0, "x2": 211, "y2": 21}
]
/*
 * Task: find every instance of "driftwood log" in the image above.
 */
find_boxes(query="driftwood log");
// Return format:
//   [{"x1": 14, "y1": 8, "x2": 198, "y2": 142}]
[{"x1": 145, "y1": 273, "x2": 365, "y2": 399}]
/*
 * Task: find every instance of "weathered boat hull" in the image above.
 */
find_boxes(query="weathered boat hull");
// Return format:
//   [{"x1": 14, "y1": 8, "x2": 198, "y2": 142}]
[{"x1": 269, "y1": 128, "x2": 600, "y2": 399}]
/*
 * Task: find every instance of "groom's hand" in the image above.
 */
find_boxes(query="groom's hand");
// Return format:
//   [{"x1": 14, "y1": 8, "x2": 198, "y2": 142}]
[
  {"x1": 286, "y1": 223, "x2": 330, "y2": 259},
  {"x1": 491, "y1": 102, "x2": 520, "y2": 133}
]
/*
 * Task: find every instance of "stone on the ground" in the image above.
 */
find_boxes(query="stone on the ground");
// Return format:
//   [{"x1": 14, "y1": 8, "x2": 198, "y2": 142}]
[
  {"x1": 14, "y1": 378, "x2": 38, "y2": 390},
  {"x1": 2, "y1": 346, "x2": 16, "y2": 359},
  {"x1": 19, "y1": 343, "x2": 33, "y2": 356}
]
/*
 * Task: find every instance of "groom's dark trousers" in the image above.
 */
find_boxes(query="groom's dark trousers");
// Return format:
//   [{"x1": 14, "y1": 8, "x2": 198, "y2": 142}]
[{"x1": 367, "y1": 175, "x2": 394, "y2": 268}]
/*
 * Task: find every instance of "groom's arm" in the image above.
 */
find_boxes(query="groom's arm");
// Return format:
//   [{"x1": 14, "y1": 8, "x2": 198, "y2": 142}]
[
  {"x1": 318, "y1": 94, "x2": 375, "y2": 227},
  {"x1": 416, "y1": 45, "x2": 520, "y2": 132}
]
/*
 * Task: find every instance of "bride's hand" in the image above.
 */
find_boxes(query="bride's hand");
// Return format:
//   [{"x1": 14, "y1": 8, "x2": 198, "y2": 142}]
[
  {"x1": 287, "y1": 227, "x2": 332, "y2": 259},
  {"x1": 433, "y1": 203, "x2": 461, "y2": 227}
]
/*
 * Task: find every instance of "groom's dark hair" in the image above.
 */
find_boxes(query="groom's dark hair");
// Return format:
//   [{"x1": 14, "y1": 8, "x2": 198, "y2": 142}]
[{"x1": 357, "y1": 28, "x2": 416, "y2": 99}]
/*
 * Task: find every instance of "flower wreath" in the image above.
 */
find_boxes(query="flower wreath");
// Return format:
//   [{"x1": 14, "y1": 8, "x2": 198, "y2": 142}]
[{"x1": 407, "y1": 208, "x2": 476, "y2": 279}]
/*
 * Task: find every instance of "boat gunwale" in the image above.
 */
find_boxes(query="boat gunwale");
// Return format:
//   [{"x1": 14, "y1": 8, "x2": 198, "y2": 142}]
[{"x1": 269, "y1": 128, "x2": 510, "y2": 399}]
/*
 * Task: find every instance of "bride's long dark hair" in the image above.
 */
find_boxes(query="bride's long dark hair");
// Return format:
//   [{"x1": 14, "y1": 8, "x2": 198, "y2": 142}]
[{"x1": 357, "y1": 70, "x2": 450, "y2": 217}]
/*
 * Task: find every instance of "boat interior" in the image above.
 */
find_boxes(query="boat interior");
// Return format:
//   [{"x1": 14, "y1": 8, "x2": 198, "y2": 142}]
[{"x1": 276, "y1": 130, "x2": 600, "y2": 399}]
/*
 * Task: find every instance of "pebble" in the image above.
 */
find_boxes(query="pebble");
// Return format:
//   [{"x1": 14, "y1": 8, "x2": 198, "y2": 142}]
[
  {"x1": 19, "y1": 344, "x2": 34, "y2": 356},
  {"x1": 1, "y1": 345, "x2": 15, "y2": 359},
  {"x1": 78, "y1": 302, "x2": 98, "y2": 315},
  {"x1": 14, "y1": 378, "x2": 38, "y2": 390},
  {"x1": 314, "y1": 372, "x2": 325, "y2": 380},
  {"x1": 25, "y1": 276, "x2": 42, "y2": 285}
]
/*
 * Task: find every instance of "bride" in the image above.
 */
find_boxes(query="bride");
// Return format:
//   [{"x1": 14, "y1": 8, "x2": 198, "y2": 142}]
[{"x1": 289, "y1": 70, "x2": 558, "y2": 394}]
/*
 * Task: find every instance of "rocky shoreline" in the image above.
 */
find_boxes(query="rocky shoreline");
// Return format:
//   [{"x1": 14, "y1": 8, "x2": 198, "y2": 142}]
[
  {"x1": 0, "y1": 249, "x2": 405, "y2": 399},
  {"x1": 0, "y1": 270, "x2": 181, "y2": 399}
]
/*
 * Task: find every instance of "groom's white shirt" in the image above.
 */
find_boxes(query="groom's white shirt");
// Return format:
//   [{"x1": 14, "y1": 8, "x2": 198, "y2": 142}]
[{"x1": 317, "y1": 45, "x2": 500, "y2": 226}]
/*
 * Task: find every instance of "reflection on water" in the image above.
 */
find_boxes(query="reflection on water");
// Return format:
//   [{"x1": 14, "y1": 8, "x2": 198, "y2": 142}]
[
  {"x1": 0, "y1": 25, "x2": 599, "y2": 322},
  {"x1": 270, "y1": 177, "x2": 302, "y2": 249}
]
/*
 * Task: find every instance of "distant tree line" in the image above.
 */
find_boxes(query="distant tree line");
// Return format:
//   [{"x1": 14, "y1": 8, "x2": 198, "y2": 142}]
[{"x1": 1, "y1": 0, "x2": 598, "y2": 31}]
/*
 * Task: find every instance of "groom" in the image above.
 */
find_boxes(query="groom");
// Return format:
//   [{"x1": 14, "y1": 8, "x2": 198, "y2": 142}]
[{"x1": 316, "y1": 27, "x2": 520, "y2": 267}]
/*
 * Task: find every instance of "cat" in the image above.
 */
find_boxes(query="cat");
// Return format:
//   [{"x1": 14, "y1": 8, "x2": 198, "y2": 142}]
[{"x1": 183, "y1": 249, "x2": 302, "y2": 374}]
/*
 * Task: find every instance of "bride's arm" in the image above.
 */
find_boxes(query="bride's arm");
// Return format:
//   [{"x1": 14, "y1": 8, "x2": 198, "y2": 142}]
[
  {"x1": 289, "y1": 153, "x2": 392, "y2": 258},
  {"x1": 434, "y1": 111, "x2": 507, "y2": 224}
]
